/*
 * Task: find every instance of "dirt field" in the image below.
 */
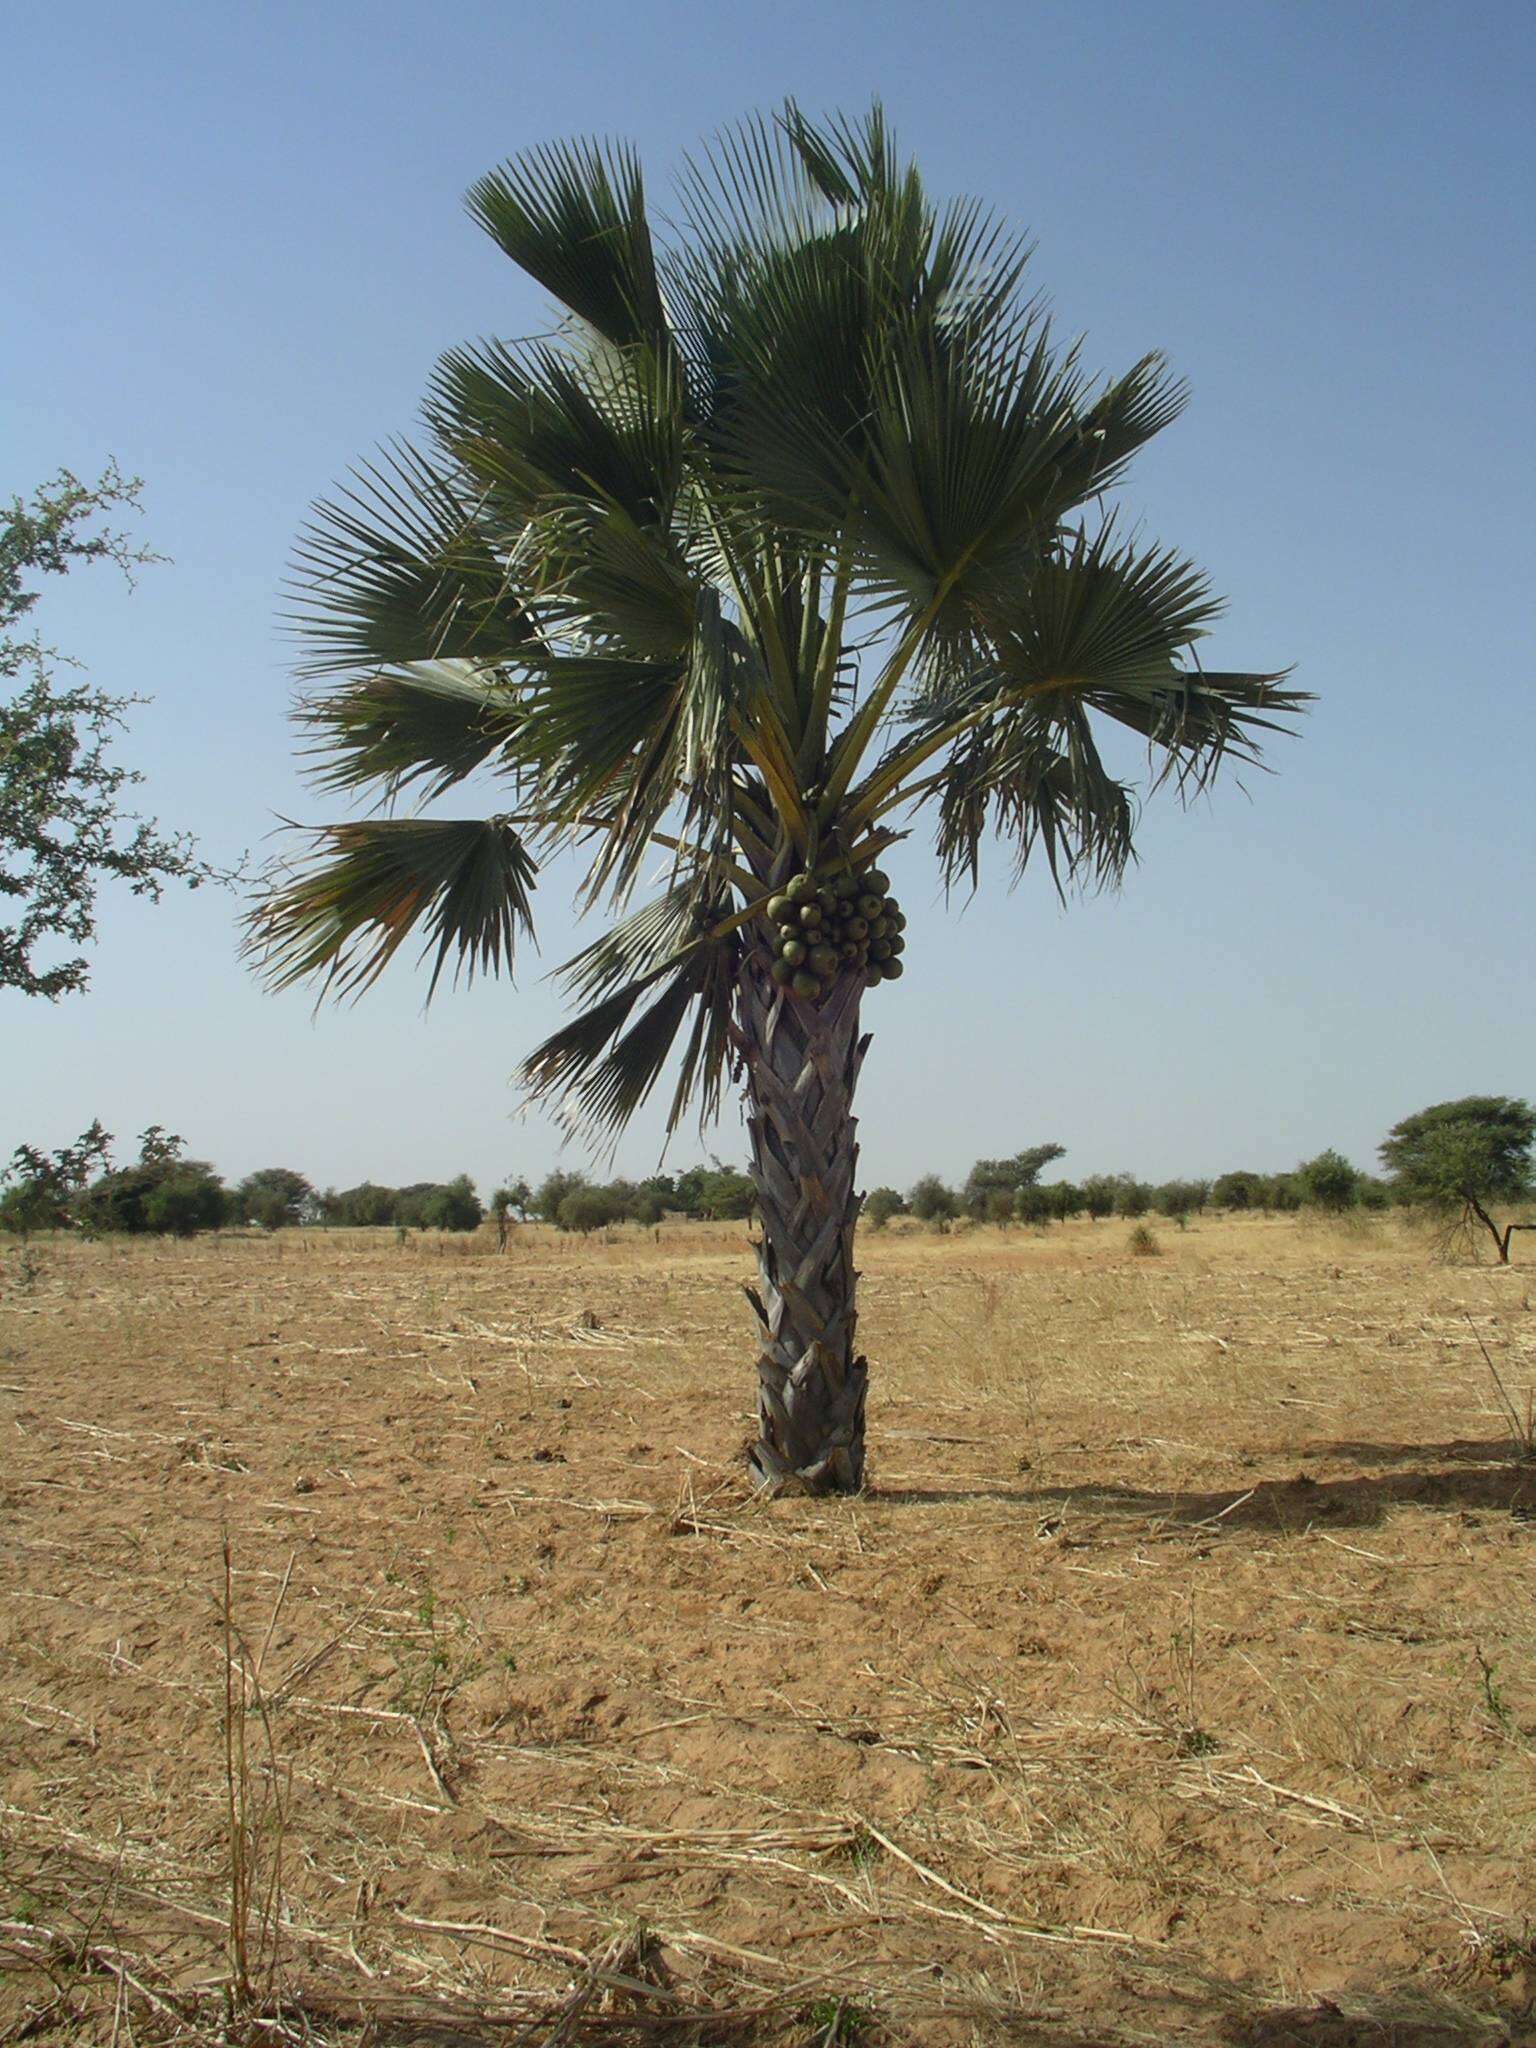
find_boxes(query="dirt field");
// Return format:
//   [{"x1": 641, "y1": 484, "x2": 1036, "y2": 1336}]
[{"x1": 2, "y1": 1213, "x2": 1534, "y2": 2046}]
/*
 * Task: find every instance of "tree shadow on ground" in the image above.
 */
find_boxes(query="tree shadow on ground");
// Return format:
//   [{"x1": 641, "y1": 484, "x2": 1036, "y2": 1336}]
[
  {"x1": 871, "y1": 1446, "x2": 1536, "y2": 1533},
  {"x1": 920, "y1": 1975, "x2": 1530, "y2": 2047},
  {"x1": 1214, "y1": 1981, "x2": 1531, "y2": 2046}
]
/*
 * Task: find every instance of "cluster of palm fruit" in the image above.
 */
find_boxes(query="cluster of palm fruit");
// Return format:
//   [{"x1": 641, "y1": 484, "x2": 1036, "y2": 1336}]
[{"x1": 764, "y1": 864, "x2": 907, "y2": 1000}]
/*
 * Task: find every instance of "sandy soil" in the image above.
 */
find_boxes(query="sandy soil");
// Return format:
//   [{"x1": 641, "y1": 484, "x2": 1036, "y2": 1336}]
[{"x1": 2, "y1": 1212, "x2": 1533, "y2": 2046}]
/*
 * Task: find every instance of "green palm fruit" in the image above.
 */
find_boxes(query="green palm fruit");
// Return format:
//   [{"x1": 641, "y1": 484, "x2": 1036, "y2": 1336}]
[
  {"x1": 831, "y1": 869, "x2": 859, "y2": 899},
  {"x1": 845, "y1": 916, "x2": 868, "y2": 941},
  {"x1": 887, "y1": 908, "x2": 906, "y2": 931},
  {"x1": 809, "y1": 943, "x2": 839, "y2": 976},
  {"x1": 798, "y1": 902, "x2": 823, "y2": 928},
  {"x1": 880, "y1": 957, "x2": 904, "y2": 979},
  {"x1": 767, "y1": 893, "x2": 795, "y2": 924},
  {"x1": 869, "y1": 916, "x2": 889, "y2": 939},
  {"x1": 780, "y1": 937, "x2": 807, "y2": 967},
  {"x1": 888, "y1": 934, "x2": 906, "y2": 954},
  {"x1": 858, "y1": 893, "x2": 884, "y2": 919},
  {"x1": 791, "y1": 970, "x2": 822, "y2": 999},
  {"x1": 864, "y1": 965, "x2": 883, "y2": 987},
  {"x1": 785, "y1": 872, "x2": 814, "y2": 902},
  {"x1": 814, "y1": 885, "x2": 838, "y2": 914},
  {"x1": 864, "y1": 868, "x2": 890, "y2": 894},
  {"x1": 770, "y1": 956, "x2": 795, "y2": 985},
  {"x1": 871, "y1": 939, "x2": 893, "y2": 961}
]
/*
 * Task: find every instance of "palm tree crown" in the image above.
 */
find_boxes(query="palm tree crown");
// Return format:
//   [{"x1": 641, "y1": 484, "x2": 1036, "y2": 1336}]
[{"x1": 251, "y1": 102, "x2": 1304, "y2": 1141}]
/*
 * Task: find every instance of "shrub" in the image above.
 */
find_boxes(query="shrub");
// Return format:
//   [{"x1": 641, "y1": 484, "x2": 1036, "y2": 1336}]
[
  {"x1": 1154, "y1": 1179, "x2": 1209, "y2": 1224},
  {"x1": 144, "y1": 1169, "x2": 226, "y2": 1237},
  {"x1": 1013, "y1": 1184, "x2": 1050, "y2": 1226},
  {"x1": 1080, "y1": 1174, "x2": 1118, "y2": 1220},
  {"x1": 331, "y1": 1181, "x2": 399, "y2": 1226},
  {"x1": 694, "y1": 1167, "x2": 756, "y2": 1220},
  {"x1": 421, "y1": 1175, "x2": 483, "y2": 1231},
  {"x1": 236, "y1": 1168, "x2": 313, "y2": 1228},
  {"x1": 535, "y1": 1169, "x2": 590, "y2": 1223},
  {"x1": 864, "y1": 1187, "x2": 906, "y2": 1230},
  {"x1": 1113, "y1": 1176, "x2": 1152, "y2": 1219},
  {"x1": 78, "y1": 1157, "x2": 226, "y2": 1236},
  {"x1": 908, "y1": 1174, "x2": 957, "y2": 1222},
  {"x1": 557, "y1": 1187, "x2": 623, "y2": 1234},
  {"x1": 1128, "y1": 1222, "x2": 1160, "y2": 1257},
  {"x1": 1295, "y1": 1149, "x2": 1360, "y2": 1212}
]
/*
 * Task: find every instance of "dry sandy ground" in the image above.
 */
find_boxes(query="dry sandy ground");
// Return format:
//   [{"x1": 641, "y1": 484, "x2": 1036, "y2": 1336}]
[{"x1": 1, "y1": 1213, "x2": 1534, "y2": 2047}]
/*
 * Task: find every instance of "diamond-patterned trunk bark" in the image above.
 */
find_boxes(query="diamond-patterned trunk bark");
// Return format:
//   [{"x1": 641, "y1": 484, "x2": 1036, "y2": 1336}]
[{"x1": 735, "y1": 934, "x2": 870, "y2": 1494}]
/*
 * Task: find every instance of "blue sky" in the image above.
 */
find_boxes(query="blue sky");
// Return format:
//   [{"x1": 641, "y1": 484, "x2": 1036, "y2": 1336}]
[{"x1": 4, "y1": 0, "x2": 1533, "y2": 1196}]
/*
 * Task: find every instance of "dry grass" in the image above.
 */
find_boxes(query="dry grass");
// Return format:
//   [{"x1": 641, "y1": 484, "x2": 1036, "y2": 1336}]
[{"x1": 2, "y1": 1213, "x2": 1534, "y2": 2046}]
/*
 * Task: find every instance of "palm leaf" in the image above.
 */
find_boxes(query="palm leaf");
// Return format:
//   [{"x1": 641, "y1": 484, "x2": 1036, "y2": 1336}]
[
  {"x1": 465, "y1": 138, "x2": 669, "y2": 353},
  {"x1": 291, "y1": 445, "x2": 539, "y2": 675},
  {"x1": 299, "y1": 662, "x2": 525, "y2": 802},
  {"x1": 931, "y1": 702, "x2": 1137, "y2": 895},
  {"x1": 427, "y1": 337, "x2": 685, "y2": 535},
  {"x1": 521, "y1": 916, "x2": 738, "y2": 1139},
  {"x1": 247, "y1": 817, "x2": 536, "y2": 1001}
]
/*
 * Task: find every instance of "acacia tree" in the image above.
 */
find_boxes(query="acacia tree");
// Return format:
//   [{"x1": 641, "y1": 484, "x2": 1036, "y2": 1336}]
[
  {"x1": 1381, "y1": 1096, "x2": 1535, "y2": 1263},
  {"x1": 1, "y1": 467, "x2": 218, "y2": 996},
  {"x1": 250, "y1": 107, "x2": 1304, "y2": 1492},
  {"x1": 963, "y1": 1143, "x2": 1065, "y2": 1218},
  {"x1": 0, "y1": 1121, "x2": 113, "y2": 1237}
]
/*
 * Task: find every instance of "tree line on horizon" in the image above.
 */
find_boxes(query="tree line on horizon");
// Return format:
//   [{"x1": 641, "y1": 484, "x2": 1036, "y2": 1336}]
[{"x1": 4, "y1": 1098, "x2": 1531, "y2": 1260}]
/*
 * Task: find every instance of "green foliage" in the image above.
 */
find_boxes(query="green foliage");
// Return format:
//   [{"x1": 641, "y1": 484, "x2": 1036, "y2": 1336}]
[
  {"x1": 143, "y1": 1169, "x2": 227, "y2": 1237},
  {"x1": 557, "y1": 1186, "x2": 624, "y2": 1234},
  {"x1": 420, "y1": 1174, "x2": 483, "y2": 1231},
  {"x1": 2, "y1": 466, "x2": 223, "y2": 997},
  {"x1": 1113, "y1": 1176, "x2": 1153, "y2": 1219},
  {"x1": 963, "y1": 1143, "x2": 1065, "y2": 1218},
  {"x1": 77, "y1": 1136, "x2": 226, "y2": 1238},
  {"x1": 908, "y1": 1173, "x2": 957, "y2": 1222},
  {"x1": 328, "y1": 1181, "x2": 399, "y2": 1226},
  {"x1": 1381, "y1": 1096, "x2": 1536, "y2": 1259},
  {"x1": 1154, "y1": 1179, "x2": 1210, "y2": 1223},
  {"x1": 1013, "y1": 1183, "x2": 1050, "y2": 1225},
  {"x1": 1211, "y1": 1170, "x2": 1263, "y2": 1210},
  {"x1": 0, "y1": 1121, "x2": 113, "y2": 1236},
  {"x1": 250, "y1": 103, "x2": 1300, "y2": 1143},
  {"x1": 236, "y1": 1167, "x2": 314, "y2": 1229},
  {"x1": 1047, "y1": 1180, "x2": 1085, "y2": 1221},
  {"x1": 1295, "y1": 1149, "x2": 1361, "y2": 1212},
  {"x1": 1080, "y1": 1173, "x2": 1119, "y2": 1220},
  {"x1": 864, "y1": 1186, "x2": 906, "y2": 1229},
  {"x1": 693, "y1": 1166, "x2": 756, "y2": 1220},
  {"x1": 1128, "y1": 1221, "x2": 1160, "y2": 1257},
  {"x1": 534, "y1": 1169, "x2": 590, "y2": 1224},
  {"x1": 1380, "y1": 1097, "x2": 1535, "y2": 1212}
]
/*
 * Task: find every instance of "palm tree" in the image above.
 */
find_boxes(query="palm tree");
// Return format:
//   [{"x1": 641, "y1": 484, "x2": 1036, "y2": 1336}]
[{"x1": 249, "y1": 106, "x2": 1306, "y2": 1494}]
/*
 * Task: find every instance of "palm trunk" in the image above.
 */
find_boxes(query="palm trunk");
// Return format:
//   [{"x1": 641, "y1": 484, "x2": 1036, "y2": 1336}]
[{"x1": 734, "y1": 933, "x2": 871, "y2": 1494}]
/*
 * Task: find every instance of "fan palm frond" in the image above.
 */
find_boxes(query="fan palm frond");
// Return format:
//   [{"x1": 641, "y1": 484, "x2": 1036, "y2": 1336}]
[
  {"x1": 465, "y1": 138, "x2": 670, "y2": 353},
  {"x1": 300, "y1": 662, "x2": 525, "y2": 802},
  {"x1": 246, "y1": 816, "x2": 536, "y2": 1001},
  {"x1": 291, "y1": 445, "x2": 538, "y2": 675}
]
